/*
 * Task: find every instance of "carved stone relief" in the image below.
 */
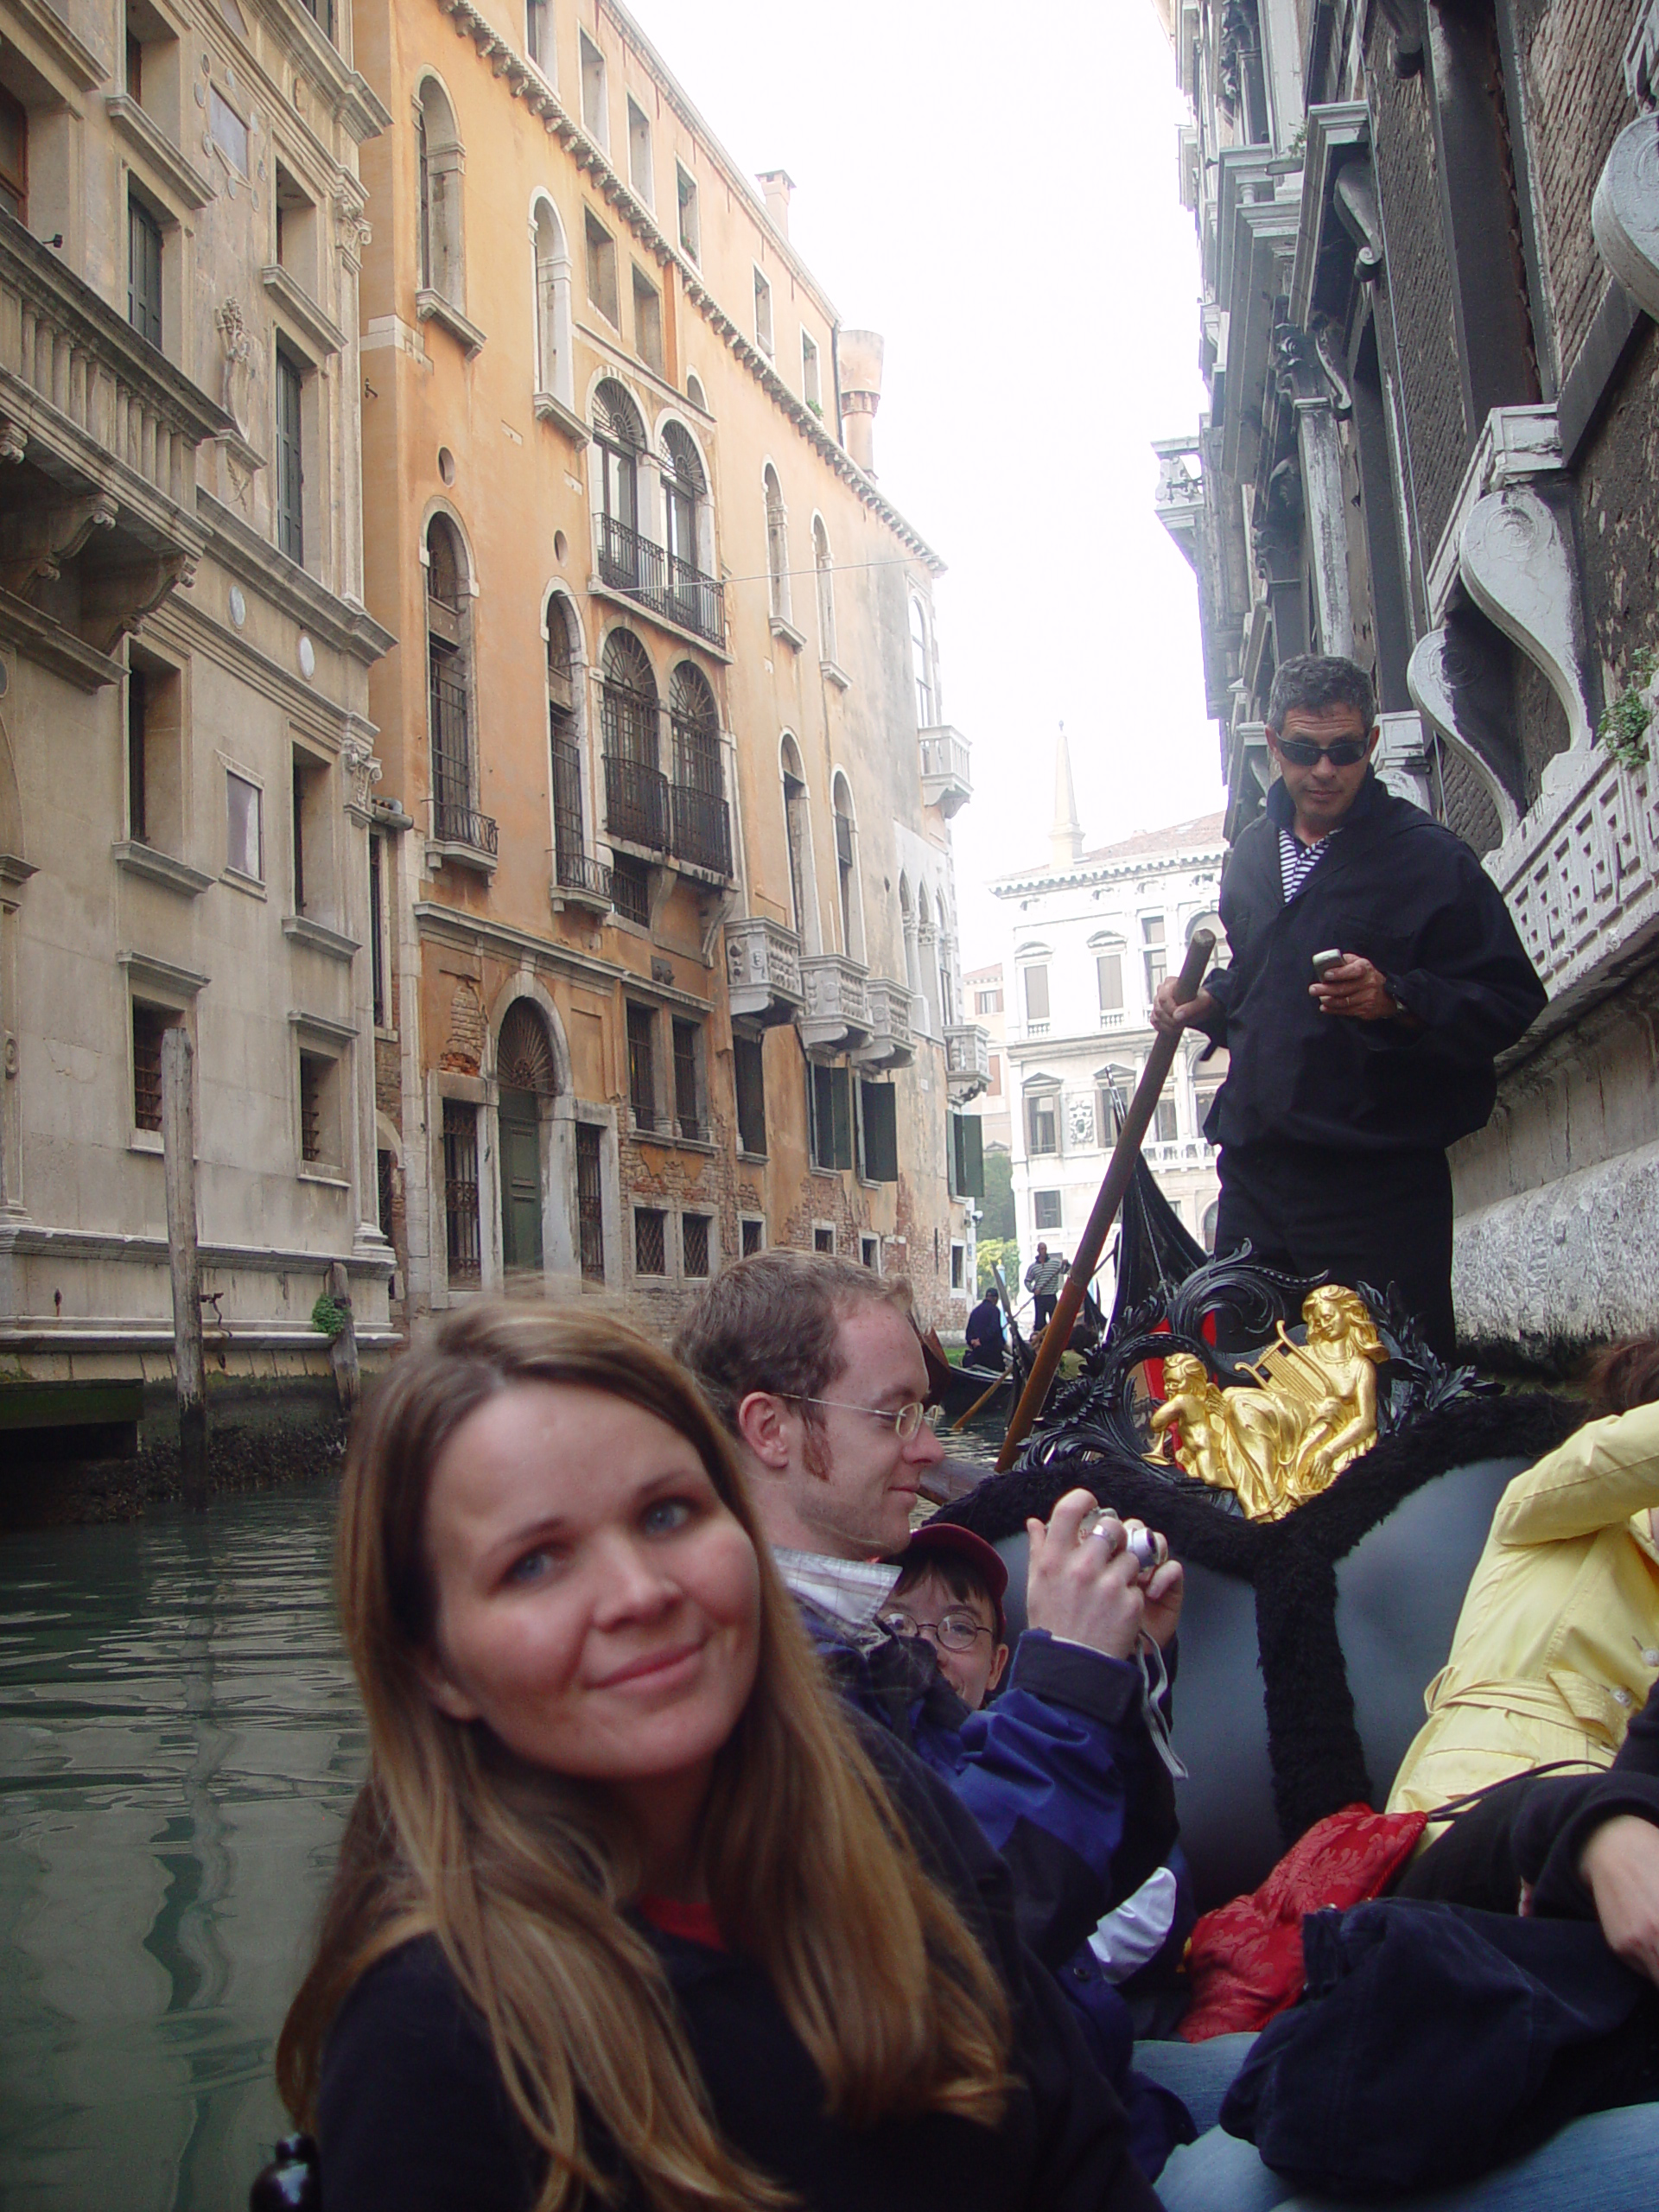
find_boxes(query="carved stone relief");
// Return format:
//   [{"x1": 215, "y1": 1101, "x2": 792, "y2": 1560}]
[{"x1": 1458, "y1": 486, "x2": 1592, "y2": 753}]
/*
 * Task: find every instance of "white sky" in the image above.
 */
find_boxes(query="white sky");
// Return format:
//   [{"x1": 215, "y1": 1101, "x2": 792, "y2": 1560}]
[{"x1": 625, "y1": 0, "x2": 1226, "y2": 969}]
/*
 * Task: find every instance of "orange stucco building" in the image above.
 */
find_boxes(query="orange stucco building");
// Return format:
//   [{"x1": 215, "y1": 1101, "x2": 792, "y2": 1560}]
[{"x1": 354, "y1": 0, "x2": 988, "y2": 1330}]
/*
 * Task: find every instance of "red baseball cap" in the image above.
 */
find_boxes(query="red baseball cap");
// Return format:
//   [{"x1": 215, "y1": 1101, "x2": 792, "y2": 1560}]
[{"x1": 889, "y1": 1522, "x2": 1009, "y2": 1641}]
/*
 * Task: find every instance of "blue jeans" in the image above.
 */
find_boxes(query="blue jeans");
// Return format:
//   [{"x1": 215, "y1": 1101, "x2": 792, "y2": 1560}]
[
  {"x1": 1133, "y1": 2032, "x2": 1260, "y2": 2136},
  {"x1": 1154, "y1": 2101, "x2": 1659, "y2": 2212}
]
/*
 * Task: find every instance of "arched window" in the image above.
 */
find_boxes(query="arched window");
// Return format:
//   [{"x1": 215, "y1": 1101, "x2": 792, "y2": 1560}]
[
  {"x1": 685, "y1": 372, "x2": 707, "y2": 412},
  {"x1": 764, "y1": 465, "x2": 790, "y2": 623},
  {"x1": 669, "y1": 664, "x2": 729, "y2": 874},
  {"x1": 498, "y1": 998, "x2": 557, "y2": 1276},
  {"x1": 594, "y1": 380, "x2": 644, "y2": 578},
  {"x1": 547, "y1": 597, "x2": 593, "y2": 893},
  {"x1": 831, "y1": 772, "x2": 859, "y2": 957},
  {"x1": 600, "y1": 630, "x2": 664, "y2": 847},
  {"x1": 909, "y1": 594, "x2": 935, "y2": 727},
  {"x1": 662, "y1": 424, "x2": 715, "y2": 636},
  {"x1": 499, "y1": 998, "x2": 559, "y2": 1095},
  {"x1": 813, "y1": 515, "x2": 836, "y2": 666},
  {"x1": 416, "y1": 79, "x2": 464, "y2": 309},
  {"x1": 426, "y1": 515, "x2": 480, "y2": 847},
  {"x1": 531, "y1": 198, "x2": 571, "y2": 408},
  {"x1": 781, "y1": 734, "x2": 814, "y2": 944}
]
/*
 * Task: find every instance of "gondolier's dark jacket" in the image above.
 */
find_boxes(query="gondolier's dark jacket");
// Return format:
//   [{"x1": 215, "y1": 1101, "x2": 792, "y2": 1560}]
[{"x1": 1196, "y1": 771, "x2": 1545, "y2": 1154}]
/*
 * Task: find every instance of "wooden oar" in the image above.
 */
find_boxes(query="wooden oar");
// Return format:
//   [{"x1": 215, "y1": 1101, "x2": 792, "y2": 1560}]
[
  {"x1": 995, "y1": 929, "x2": 1216, "y2": 1472},
  {"x1": 950, "y1": 1370, "x2": 1011, "y2": 1433}
]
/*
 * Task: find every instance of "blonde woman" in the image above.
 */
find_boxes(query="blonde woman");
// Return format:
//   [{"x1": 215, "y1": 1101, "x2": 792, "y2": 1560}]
[
  {"x1": 275, "y1": 1304, "x2": 1159, "y2": 2212},
  {"x1": 1388, "y1": 1339, "x2": 1659, "y2": 1822}
]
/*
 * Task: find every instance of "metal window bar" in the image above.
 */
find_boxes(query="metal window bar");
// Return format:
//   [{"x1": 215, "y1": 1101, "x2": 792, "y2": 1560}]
[
  {"x1": 442, "y1": 1101, "x2": 481, "y2": 1283},
  {"x1": 299, "y1": 1057, "x2": 322, "y2": 1162},
  {"x1": 668, "y1": 779, "x2": 732, "y2": 874},
  {"x1": 666, "y1": 549, "x2": 722, "y2": 642},
  {"x1": 672, "y1": 1020, "x2": 702, "y2": 1139},
  {"x1": 681, "y1": 1213, "x2": 710, "y2": 1278},
  {"x1": 634, "y1": 1207, "x2": 666, "y2": 1275},
  {"x1": 550, "y1": 735, "x2": 610, "y2": 897},
  {"x1": 611, "y1": 856, "x2": 652, "y2": 925},
  {"x1": 627, "y1": 1006, "x2": 658, "y2": 1129},
  {"x1": 132, "y1": 1006, "x2": 166, "y2": 1132},
  {"x1": 575, "y1": 1122, "x2": 605, "y2": 1281},
  {"x1": 429, "y1": 661, "x2": 497, "y2": 852},
  {"x1": 741, "y1": 1218, "x2": 763, "y2": 1256},
  {"x1": 604, "y1": 751, "x2": 671, "y2": 851},
  {"x1": 597, "y1": 513, "x2": 666, "y2": 612},
  {"x1": 377, "y1": 1146, "x2": 395, "y2": 1237}
]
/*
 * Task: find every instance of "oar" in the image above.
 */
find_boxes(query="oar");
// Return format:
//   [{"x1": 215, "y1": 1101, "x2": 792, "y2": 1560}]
[
  {"x1": 995, "y1": 929, "x2": 1216, "y2": 1472},
  {"x1": 950, "y1": 1370, "x2": 1011, "y2": 1433}
]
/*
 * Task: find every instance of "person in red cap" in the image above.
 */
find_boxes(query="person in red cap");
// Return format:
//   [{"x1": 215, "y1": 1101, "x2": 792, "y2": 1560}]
[{"x1": 880, "y1": 1522, "x2": 1013, "y2": 1711}]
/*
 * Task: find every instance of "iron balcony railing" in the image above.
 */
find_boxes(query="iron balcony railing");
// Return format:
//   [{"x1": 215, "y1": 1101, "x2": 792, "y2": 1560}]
[
  {"x1": 603, "y1": 752, "x2": 670, "y2": 850},
  {"x1": 598, "y1": 514, "x2": 724, "y2": 645},
  {"x1": 670, "y1": 782, "x2": 733, "y2": 876},
  {"x1": 433, "y1": 798, "x2": 499, "y2": 855},
  {"x1": 556, "y1": 849, "x2": 613, "y2": 899}
]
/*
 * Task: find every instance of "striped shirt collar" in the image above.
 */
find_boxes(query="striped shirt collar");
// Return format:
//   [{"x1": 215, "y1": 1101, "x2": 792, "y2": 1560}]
[{"x1": 1279, "y1": 823, "x2": 1339, "y2": 900}]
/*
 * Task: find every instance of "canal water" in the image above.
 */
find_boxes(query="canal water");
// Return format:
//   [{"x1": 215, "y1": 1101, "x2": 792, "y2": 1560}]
[{"x1": 0, "y1": 1477, "x2": 358, "y2": 2212}]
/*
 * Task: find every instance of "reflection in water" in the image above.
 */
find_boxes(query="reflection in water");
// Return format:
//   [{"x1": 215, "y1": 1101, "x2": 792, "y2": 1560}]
[{"x1": 0, "y1": 1478, "x2": 360, "y2": 2211}]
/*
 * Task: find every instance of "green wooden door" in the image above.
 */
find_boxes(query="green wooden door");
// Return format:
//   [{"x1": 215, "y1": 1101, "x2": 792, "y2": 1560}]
[{"x1": 499, "y1": 1089, "x2": 543, "y2": 1273}]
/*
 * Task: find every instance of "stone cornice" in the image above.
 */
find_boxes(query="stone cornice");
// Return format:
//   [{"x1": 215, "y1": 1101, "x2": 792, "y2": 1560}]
[
  {"x1": 105, "y1": 94, "x2": 215, "y2": 212},
  {"x1": 0, "y1": 1218, "x2": 394, "y2": 1279},
  {"x1": 196, "y1": 489, "x2": 397, "y2": 663},
  {"x1": 414, "y1": 899, "x2": 715, "y2": 1013},
  {"x1": 9, "y1": 0, "x2": 105, "y2": 96},
  {"x1": 429, "y1": 0, "x2": 944, "y2": 575},
  {"x1": 990, "y1": 843, "x2": 1227, "y2": 899},
  {"x1": 243, "y1": 0, "x2": 394, "y2": 144}
]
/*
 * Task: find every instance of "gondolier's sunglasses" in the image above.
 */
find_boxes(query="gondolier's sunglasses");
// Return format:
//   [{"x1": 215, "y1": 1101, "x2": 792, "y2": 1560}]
[{"x1": 1273, "y1": 735, "x2": 1371, "y2": 767}]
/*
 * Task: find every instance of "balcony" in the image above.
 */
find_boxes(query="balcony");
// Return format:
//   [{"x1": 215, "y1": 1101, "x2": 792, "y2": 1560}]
[
  {"x1": 853, "y1": 976, "x2": 914, "y2": 1071},
  {"x1": 0, "y1": 213, "x2": 232, "y2": 689},
  {"x1": 945, "y1": 1023, "x2": 992, "y2": 1102},
  {"x1": 669, "y1": 781, "x2": 734, "y2": 878},
  {"x1": 918, "y1": 725, "x2": 973, "y2": 817},
  {"x1": 603, "y1": 753, "x2": 670, "y2": 851},
  {"x1": 725, "y1": 915, "x2": 804, "y2": 1025},
  {"x1": 597, "y1": 514, "x2": 724, "y2": 646},
  {"x1": 430, "y1": 799, "x2": 499, "y2": 873},
  {"x1": 798, "y1": 952, "x2": 870, "y2": 1054},
  {"x1": 552, "y1": 847, "x2": 612, "y2": 913}
]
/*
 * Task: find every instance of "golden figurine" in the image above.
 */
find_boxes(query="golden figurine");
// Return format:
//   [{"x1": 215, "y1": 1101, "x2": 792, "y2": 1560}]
[{"x1": 1147, "y1": 1287, "x2": 1387, "y2": 1521}]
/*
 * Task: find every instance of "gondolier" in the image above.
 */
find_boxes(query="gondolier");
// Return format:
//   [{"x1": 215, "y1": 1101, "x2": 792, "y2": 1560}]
[
  {"x1": 1025, "y1": 1243, "x2": 1067, "y2": 1331},
  {"x1": 1152, "y1": 653, "x2": 1545, "y2": 1361}
]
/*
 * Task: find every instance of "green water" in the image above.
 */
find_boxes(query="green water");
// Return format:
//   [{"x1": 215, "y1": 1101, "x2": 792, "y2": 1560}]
[{"x1": 0, "y1": 1478, "x2": 359, "y2": 2211}]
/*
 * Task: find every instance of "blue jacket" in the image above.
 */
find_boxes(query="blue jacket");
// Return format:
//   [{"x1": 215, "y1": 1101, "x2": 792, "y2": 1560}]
[{"x1": 795, "y1": 1599, "x2": 1191, "y2": 2177}]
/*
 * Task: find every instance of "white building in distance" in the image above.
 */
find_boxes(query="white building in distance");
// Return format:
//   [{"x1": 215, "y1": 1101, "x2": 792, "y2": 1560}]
[{"x1": 991, "y1": 735, "x2": 1225, "y2": 1303}]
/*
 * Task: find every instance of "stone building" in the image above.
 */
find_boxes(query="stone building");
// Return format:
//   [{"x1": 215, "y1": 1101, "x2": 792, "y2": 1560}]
[
  {"x1": 961, "y1": 958, "x2": 1011, "y2": 1155},
  {"x1": 1151, "y1": 0, "x2": 1659, "y2": 1360},
  {"x1": 0, "y1": 0, "x2": 395, "y2": 1420},
  {"x1": 992, "y1": 733, "x2": 1225, "y2": 1300},
  {"x1": 355, "y1": 0, "x2": 985, "y2": 1335}
]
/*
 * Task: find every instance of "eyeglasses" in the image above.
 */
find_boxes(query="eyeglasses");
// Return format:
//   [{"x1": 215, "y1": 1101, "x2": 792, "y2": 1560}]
[
  {"x1": 877, "y1": 1607, "x2": 995, "y2": 1653},
  {"x1": 1273, "y1": 735, "x2": 1371, "y2": 768},
  {"x1": 790, "y1": 1395, "x2": 940, "y2": 1440}
]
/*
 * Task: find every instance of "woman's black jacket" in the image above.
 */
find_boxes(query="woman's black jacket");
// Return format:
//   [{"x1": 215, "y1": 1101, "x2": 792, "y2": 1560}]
[
  {"x1": 315, "y1": 1729, "x2": 1161, "y2": 2212},
  {"x1": 1197, "y1": 771, "x2": 1545, "y2": 1154}
]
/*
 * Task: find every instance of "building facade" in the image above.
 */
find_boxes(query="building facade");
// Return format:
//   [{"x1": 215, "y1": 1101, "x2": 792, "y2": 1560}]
[
  {"x1": 1152, "y1": 0, "x2": 1659, "y2": 1360},
  {"x1": 991, "y1": 738, "x2": 1224, "y2": 1300},
  {"x1": 961, "y1": 958, "x2": 1011, "y2": 1154},
  {"x1": 0, "y1": 0, "x2": 396, "y2": 1413},
  {"x1": 355, "y1": 0, "x2": 986, "y2": 1336}
]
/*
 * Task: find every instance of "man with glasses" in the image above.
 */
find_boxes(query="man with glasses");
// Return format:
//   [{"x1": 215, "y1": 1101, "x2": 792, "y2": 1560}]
[
  {"x1": 1152, "y1": 652, "x2": 1544, "y2": 1361},
  {"x1": 675, "y1": 1251, "x2": 1184, "y2": 1969}
]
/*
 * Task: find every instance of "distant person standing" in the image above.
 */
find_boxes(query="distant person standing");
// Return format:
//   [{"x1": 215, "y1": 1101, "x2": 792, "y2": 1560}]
[
  {"x1": 1153, "y1": 654, "x2": 1545, "y2": 1362},
  {"x1": 1026, "y1": 1243, "x2": 1066, "y2": 1332},
  {"x1": 964, "y1": 1287, "x2": 1007, "y2": 1370}
]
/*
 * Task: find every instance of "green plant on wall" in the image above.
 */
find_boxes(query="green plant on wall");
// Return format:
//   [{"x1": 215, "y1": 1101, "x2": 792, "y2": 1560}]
[
  {"x1": 311, "y1": 1292, "x2": 349, "y2": 1341},
  {"x1": 1599, "y1": 647, "x2": 1657, "y2": 772}
]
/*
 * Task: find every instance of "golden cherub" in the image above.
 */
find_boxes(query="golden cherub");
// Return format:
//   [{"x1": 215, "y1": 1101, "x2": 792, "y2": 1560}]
[{"x1": 1147, "y1": 1287, "x2": 1387, "y2": 1522}]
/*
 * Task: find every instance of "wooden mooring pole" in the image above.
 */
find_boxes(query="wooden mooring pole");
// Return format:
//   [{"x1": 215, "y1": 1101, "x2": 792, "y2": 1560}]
[
  {"x1": 161, "y1": 1026, "x2": 207, "y2": 1510},
  {"x1": 327, "y1": 1260, "x2": 360, "y2": 1415}
]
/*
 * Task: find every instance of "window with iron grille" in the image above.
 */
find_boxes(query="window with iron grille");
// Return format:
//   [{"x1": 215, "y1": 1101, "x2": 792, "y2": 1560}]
[
  {"x1": 734, "y1": 1033, "x2": 766, "y2": 1156},
  {"x1": 612, "y1": 854, "x2": 652, "y2": 926},
  {"x1": 276, "y1": 349, "x2": 304, "y2": 564},
  {"x1": 741, "y1": 1217, "x2": 763, "y2": 1257},
  {"x1": 377, "y1": 1147, "x2": 395, "y2": 1237},
  {"x1": 132, "y1": 1003, "x2": 168, "y2": 1132},
  {"x1": 626, "y1": 1003, "x2": 658, "y2": 1130},
  {"x1": 128, "y1": 191, "x2": 162, "y2": 349},
  {"x1": 1033, "y1": 1189, "x2": 1062, "y2": 1232},
  {"x1": 681, "y1": 1212, "x2": 710, "y2": 1278},
  {"x1": 576, "y1": 1122, "x2": 605, "y2": 1281},
  {"x1": 813, "y1": 1225, "x2": 835, "y2": 1254},
  {"x1": 298, "y1": 1052, "x2": 329, "y2": 1165},
  {"x1": 672, "y1": 1020, "x2": 702, "y2": 1139},
  {"x1": 442, "y1": 1100, "x2": 481, "y2": 1283},
  {"x1": 633, "y1": 1206, "x2": 666, "y2": 1275}
]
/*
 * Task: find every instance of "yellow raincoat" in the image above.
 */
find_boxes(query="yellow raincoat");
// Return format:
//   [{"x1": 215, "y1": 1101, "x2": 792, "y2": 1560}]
[{"x1": 1387, "y1": 1400, "x2": 1659, "y2": 1821}]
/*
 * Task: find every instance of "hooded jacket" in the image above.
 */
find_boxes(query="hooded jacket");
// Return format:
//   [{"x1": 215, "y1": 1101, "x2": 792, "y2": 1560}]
[{"x1": 1198, "y1": 771, "x2": 1545, "y2": 1154}]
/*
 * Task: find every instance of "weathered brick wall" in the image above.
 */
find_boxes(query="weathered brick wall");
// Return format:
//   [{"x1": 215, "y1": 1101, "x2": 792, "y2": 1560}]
[
  {"x1": 1369, "y1": 41, "x2": 1469, "y2": 563},
  {"x1": 1512, "y1": 0, "x2": 1640, "y2": 381},
  {"x1": 1515, "y1": 652, "x2": 1572, "y2": 804},
  {"x1": 1578, "y1": 322, "x2": 1659, "y2": 690},
  {"x1": 1435, "y1": 737, "x2": 1503, "y2": 856}
]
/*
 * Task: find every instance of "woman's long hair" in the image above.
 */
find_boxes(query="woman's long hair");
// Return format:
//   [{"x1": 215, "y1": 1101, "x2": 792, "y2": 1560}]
[{"x1": 277, "y1": 1303, "x2": 1012, "y2": 2210}]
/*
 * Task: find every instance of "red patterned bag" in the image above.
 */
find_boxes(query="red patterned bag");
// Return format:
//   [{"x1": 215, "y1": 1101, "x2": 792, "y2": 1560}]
[{"x1": 1179, "y1": 1802, "x2": 1427, "y2": 2040}]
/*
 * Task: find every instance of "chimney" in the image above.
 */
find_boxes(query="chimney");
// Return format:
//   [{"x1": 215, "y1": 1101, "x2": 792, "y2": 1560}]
[
  {"x1": 1051, "y1": 725, "x2": 1083, "y2": 870},
  {"x1": 839, "y1": 327, "x2": 884, "y2": 474},
  {"x1": 757, "y1": 168, "x2": 795, "y2": 239}
]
